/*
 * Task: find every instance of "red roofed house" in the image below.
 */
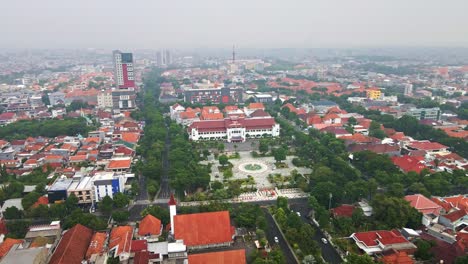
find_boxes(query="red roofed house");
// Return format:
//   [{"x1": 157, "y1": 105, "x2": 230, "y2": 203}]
[
  {"x1": 85, "y1": 232, "x2": 107, "y2": 261},
  {"x1": 406, "y1": 141, "x2": 450, "y2": 156},
  {"x1": 130, "y1": 239, "x2": 148, "y2": 253},
  {"x1": 49, "y1": 224, "x2": 93, "y2": 264},
  {"x1": 108, "y1": 226, "x2": 133, "y2": 262},
  {"x1": 379, "y1": 250, "x2": 415, "y2": 264},
  {"x1": 244, "y1": 102, "x2": 265, "y2": 116},
  {"x1": 138, "y1": 214, "x2": 162, "y2": 241},
  {"x1": 107, "y1": 158, "x2": 132, "y2": 173},
  {"x1": 188, "y1": 249, "x2": 246, "y2": 264},
  {"x1": 350, "y1": 230, "x2": 417, "y2": 255},
  {"x1": 405, "y1": 194, "x2": 442, "y2": 216},
  {"x1": 32, "y1": 196, "x2": 49, "y2": 208},
  {"x1": 169, "y1": 195, "x2": 234, "y2": 250},
  {"x1": 391, "y1": 155, "x2": 428, "y2": 174},
  {"x1": 439, "y1": 210, "x2": 468, "y2": 231},
  {"x1": 330, "y1": 204, "x2": 356, "y2": 218}
]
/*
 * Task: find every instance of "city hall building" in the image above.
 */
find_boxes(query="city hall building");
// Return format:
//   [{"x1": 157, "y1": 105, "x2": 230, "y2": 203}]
[{"x1": 187, "y1": 117, "x2": 280, "y2": 142}]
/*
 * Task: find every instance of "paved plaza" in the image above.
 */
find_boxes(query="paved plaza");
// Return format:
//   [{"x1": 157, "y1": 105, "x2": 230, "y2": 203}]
[{"x1": 204, "y1": 151, "x2": 312, "y2": 189}]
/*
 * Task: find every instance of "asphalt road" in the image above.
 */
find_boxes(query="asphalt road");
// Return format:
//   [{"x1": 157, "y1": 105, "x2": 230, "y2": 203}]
[
  {"x1": 158, "y1": 123, "x2": 172, "y2": 199},
  {"x1": 290, "y1": 203, "x2": 343, "y2": 264},
  {"x1": 262, "y1": 208, "x2": 298, "y2": 264},
  {"x1": 136, "y1": 172, "x2": 148, "y2": 201}
]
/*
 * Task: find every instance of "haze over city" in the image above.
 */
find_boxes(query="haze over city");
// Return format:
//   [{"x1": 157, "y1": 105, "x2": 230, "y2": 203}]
[
  {"x1": 0, "y1": 1, "x2": 467, "y2": 264},
  {"x1": 2, "y1": 0, "x2": 468, "y2": 49}
]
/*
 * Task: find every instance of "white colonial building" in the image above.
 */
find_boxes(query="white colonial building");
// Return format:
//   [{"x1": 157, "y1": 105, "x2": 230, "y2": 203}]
[{"x1": 188, "y1": 116, "x2": 280, "y2": 142}]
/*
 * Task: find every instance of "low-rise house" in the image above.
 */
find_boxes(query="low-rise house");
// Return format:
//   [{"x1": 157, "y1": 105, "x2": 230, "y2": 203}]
[
  {"x1": 108, "y1": 226, "x2": 133, "y2": 262},
  {"x1": 350, "y1": 230, "x2": 417, "y2": 255},
  {"x1": 48, "y1": 224, "x2": 93, "y2": 264},
  {"x1": 406, "y1": 141, "x2": 450, "y2": 156},
  {"x1": 107, "y1": 158, "x2": 132, "y2": 173},
  {"x1": 330, "y1": 204, "x2": 356, "y2": 218},
  {"x1": 439, "y1": 210, "x2": 468, "y2": 231},
  {"x1": 137, "y1": 214, "x2": 162, "y2": 241},
  {"x1": 392, "y1": 156, "x2": 428, "y2": 174},
  {"x1": 85, "y1": 232, "x2": 108, "y2": 263}
]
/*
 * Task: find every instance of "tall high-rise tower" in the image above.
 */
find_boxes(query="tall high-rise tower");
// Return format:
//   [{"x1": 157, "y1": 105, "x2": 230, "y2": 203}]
[
  {"x1": 113, "y1": 50, "x2": 135, "y2": 89},
  {"x1": 232, "y1": 45, "x2": 236, "y2": 64}
]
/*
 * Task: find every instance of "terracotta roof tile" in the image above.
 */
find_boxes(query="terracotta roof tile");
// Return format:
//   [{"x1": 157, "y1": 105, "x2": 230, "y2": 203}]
[
  {"x1": 85, "y1": 232, "x2": 107, "y2": 259},
  {"x1": 49, "y1": 224, "x2": 93, "y2": 264},
  {"x1": 138, "y1": 215, "x2": 162, "y2": 236},
  {"x1": 188, "y1": 249, "x2": 246, "y2": 264},
  {"x1": 174, "y1": 211, "x2": 233, "y2": 247},
  {"x1": 108, "y1": 226, "x2": 133, "y2": 256},
  {"x1": 404, "y1": 194, "x2": 442, "y2": 215},
  {"x1": 0, "y1": 238, "x2": 23, "y2": 257},
  {"x1": 107, "y1": 158, "x2": 132, "y2": 169}
]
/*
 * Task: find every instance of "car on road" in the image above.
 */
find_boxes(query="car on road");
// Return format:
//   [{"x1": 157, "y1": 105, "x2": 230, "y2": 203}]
[
  {"x1": 321, "y1": 238, "x2": 328, "y2": 244},
  {"x1": 274, "y1": 236, "x2": 279, "y2": 243}
]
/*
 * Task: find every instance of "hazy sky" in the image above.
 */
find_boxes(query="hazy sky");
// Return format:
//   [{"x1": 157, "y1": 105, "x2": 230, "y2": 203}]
[{"x1": 1, "y1": 0, "x2": 468, "y2": 49}]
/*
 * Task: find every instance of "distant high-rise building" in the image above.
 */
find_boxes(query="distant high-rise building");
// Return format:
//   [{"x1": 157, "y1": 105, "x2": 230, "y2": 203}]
[
  {"x1": 156, "y1": 49, "x2": 172, "y2": 66},
  {"x1": 112, "y1": 50, "x2": 135, "y2": 89},
  {"x1": 404, "y1": 83, "x2": 413, "y2": 96}
]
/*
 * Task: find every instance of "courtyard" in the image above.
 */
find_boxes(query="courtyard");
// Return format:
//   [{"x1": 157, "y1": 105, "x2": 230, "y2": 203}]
[{"x1": 207, "y1": 151, "x2": 312, "y2": 189}]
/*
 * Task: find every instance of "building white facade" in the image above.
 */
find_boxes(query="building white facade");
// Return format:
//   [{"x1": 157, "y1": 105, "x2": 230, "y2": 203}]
[
  {"x1": 188, "y1": 117, "x2": 280, "y2": 142},
  {"x1": 97, "y1": 91, "x2": 114, "y2": 109},
  {"x1": 93, "y1": 172, "x2": 126, "y2": 202}
]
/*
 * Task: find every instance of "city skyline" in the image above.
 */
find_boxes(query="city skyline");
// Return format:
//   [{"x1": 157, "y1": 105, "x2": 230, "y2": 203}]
[{"x1": 1, "y1": 0, "x2": 468, "y2": 49}]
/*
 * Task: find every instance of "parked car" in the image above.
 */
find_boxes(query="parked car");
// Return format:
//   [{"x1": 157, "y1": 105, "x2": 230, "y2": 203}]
[{"x1": 296, "y1": 212, "x2": 301, "y2": 217}]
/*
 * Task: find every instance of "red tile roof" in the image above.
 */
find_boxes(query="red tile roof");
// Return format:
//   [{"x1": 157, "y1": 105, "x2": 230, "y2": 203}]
[
  {"x1": 0, "y1": 238, "x2": 23, "y2": 257},
  {"x1": 353, "y1": 230, "x2": 409, "y2": 247},
  {"x1": 134, "y1": 251, "x2": 150, "y2": 264},
  {"x1": 247, "y1": 103, "x2": 264, "y2": 109},
  {"x1": 138, "y1": 214, "x2": 162, "y2": 236},
  {"x1": 131, "y1": 240, "x2": 148, "y2": 252},
  {"x1": 32, "y1": 196, "x2": 49, "y2": 208},
  {"x1": 108, "y1": 226, "x2": 133, "y2": 256},
  {"x1": 380, "y1": 251, "x2": 415, "y2": 264},
  {"x1": 121, "y1": 132, "x2": 140, "y2": 143},
  {"x1": 443, "y1": 210, "x2": 467, "y2": 222},
  {"x1": 85, "y1": 232, "x2": 107, "y2": 259},
  {"x1": 49, "y1": 224, "x2": 93, "y2": 264},
  {"x1": 188, "y1": 249, "x2": 246, "y2": 264},
  {"x1": 330, "y1": 204, "x2": 356, "y2": 217},
  {"x1": 392, "y1": 155, "x2": 428, "y2": 173},
  {"x1": 442, "y1": 195, "x2": 468, "y2": 212},
  {"x1": 174, "y1": 211, "x2": 233, "y2": 247},
  {"x1": 404, "y1": 194, "x2": 442, "y2": 215},
  {"x1": 107, "y1": 158, "x2": 132, "y2": 169},
  {"x1": 408, "y1": 141, "x2": 448, "y2": 151}
]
